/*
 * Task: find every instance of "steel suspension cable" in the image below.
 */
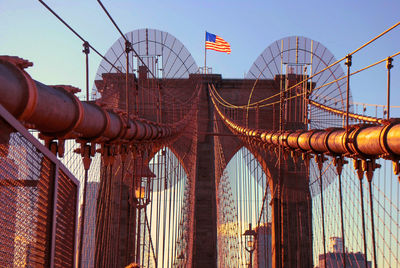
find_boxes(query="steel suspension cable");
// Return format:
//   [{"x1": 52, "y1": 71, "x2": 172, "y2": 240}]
[
  {"x1": 272, "y1": 21, "x2": 400, "y2": 102},
  {"x1": 318, "y1": 160, "x2": 327, "y2": 268},
  {"x1": 338, "y1": 168, "x2": 347, "y2": 267},
  {"x1": 210, "y1": 23, "x2": 400, "y2": 113},
  {"x1": 96, "y1": 0, "x2": 159, "y2": 81},
  {"x1": 38, "y1": 0, "x2": 123, "y2": 74}
]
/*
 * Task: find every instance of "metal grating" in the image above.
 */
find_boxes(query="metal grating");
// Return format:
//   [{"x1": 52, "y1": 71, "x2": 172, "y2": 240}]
[
  {"x1": 53, "y1": 170, "x2": 78, "y2": 267},
  {"x1": 0, "y1": 104, "x2": 79, "y2": 267}
]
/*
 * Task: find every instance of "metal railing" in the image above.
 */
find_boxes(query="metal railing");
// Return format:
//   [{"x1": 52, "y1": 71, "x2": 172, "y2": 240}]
[{"x1": 0, "y1": 103, "x2": 79, "y2": 267}]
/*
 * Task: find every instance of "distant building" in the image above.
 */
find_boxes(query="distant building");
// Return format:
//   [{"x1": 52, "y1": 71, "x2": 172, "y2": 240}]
[
  {"x1": 255, "y1": 223, "x2": 272, "y2": 268},
  {"x1": 318, "y1": 237, "x2": 371, "y2": 268},
  {"x1": 329, "y1": 237, "x2": 344, "y2": 253},
  {"x1": 318, "y1": 252, "x2": 371, "y2": 268}
]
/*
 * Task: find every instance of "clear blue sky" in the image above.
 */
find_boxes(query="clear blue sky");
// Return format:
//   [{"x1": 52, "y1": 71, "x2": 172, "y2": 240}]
[{"x1": 1, "y1": 0, "x2": 399, "y2": 109}]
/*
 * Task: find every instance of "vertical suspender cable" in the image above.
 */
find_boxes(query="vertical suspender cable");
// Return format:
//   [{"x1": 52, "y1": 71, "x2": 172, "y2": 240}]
[
  {"x1": 337, "y1": 163, "x2": 347, "y2": 268},
  {"x1": 77, "y1": 40, "x2": 90, "y2": 267},
  {"x1": 78, "y1": 168, "x2": 89, "y2": 267},
  {"x1": 386, "y1": 57, "x2": 393, "y2": 119},
  {"x1": 166, "y1": 152, "x2": 174, "y2": 266},
  {"x1": 345, "y1": 55, "x2": 352, "y2": 132},
  {"x1": 155, "y1": 152, "x2": 162, "y2": 266},
  {"x1": 126, "y1": 41, "x2": 131, "y2": 122},
  {"x1": 355, "y1": 159, "x2": 369, "y2": 268},
  {"x1": 161, "y1": 151, "x2": 168, "y2": 266},
  {"x1": 318, "y1": 161, "x2": 327, "y2": 268},
  {"x1": 369, "y1": 179, "x2": 377, "y2": 268},
  {"x1": 147, "y1": 160, "x2": 155, "y2": 267}
]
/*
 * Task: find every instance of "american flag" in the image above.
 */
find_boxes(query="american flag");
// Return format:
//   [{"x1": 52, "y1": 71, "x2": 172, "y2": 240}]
[{"x1": 205, "y1": 32, "x2": 231, "y2": 54}]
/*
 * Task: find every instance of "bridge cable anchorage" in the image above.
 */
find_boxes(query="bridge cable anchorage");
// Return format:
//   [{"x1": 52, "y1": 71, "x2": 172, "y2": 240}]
[
  {"x1": 38, "y1": 0, "x2": 123, "y2": 74},
  {"x1": 353, "y1": 159, "x2": 369, "y2": 268}
]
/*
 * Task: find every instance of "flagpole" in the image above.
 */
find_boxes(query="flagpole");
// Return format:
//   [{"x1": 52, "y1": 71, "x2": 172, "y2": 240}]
[{"x1": 204, "y1": 31, "x2": 207, "y2": 74}]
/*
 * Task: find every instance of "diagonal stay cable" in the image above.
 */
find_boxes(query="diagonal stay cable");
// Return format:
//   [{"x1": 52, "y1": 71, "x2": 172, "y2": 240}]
[
  {"x1": 37, "y1": 0, "x2": 123, "y2": 74},
  {"x1": 97, "y1": 0, "x2": 158, "y2": 80}
]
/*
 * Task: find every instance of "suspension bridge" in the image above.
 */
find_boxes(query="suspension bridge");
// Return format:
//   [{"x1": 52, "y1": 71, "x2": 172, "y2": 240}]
[{"x1": 1, "y1": 2, "x2": 400, "y2": 267}]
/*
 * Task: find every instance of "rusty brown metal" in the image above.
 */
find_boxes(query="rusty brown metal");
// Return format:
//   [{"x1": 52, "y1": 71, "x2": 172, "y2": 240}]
[
  {"x1": 213, "y1": 98, "x2": 400, "y2": 160},
  {"x1": 0, "y1": 58, "x2": 192, "y2": 144}
]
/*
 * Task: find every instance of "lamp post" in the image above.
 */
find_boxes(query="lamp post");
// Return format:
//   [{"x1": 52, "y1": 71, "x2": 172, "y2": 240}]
[
  {"x1": 177, "y1": 252, "x2": 185, "y2": 268},
  {"x1": 243, "y1": 223, "x2": 257, "y2": 268},
  {"x1": 132, "y1": 157, "x2": 156, "y2": 208}
]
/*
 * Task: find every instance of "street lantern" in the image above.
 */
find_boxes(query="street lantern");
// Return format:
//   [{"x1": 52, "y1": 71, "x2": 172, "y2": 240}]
[
  {"x1": 243, "y1": 223, "x2": 257, "y2": 268},
  {"x1": 175, "y1": 252, "x2": 185, "y2": 268},
  {"x1": 131, "y1": 157, "x2": 156, "y2": 208}
]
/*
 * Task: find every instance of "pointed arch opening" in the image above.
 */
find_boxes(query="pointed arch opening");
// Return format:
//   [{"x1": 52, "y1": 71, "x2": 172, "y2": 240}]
[{"x1": 217, "y1": 146, "x2": 272, "y2": 267}]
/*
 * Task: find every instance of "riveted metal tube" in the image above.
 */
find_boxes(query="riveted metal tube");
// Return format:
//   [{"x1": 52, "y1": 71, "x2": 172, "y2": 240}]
[
  {"x1": 286, "y1": 131, "x2": 302, "y2": 150},
  {"x1": 0, "y1": 59, "x2": 38, "y2": 120},
  {"x1": 123, "y1": 121, "x2": 138, "y2": 140},
  {"x1": 134, "y1": 121, "x2": 147, "y2": 140},
  {"x1": 271, "y1": 132, "x2": 280, "y2": 146},
  {"x1": 142, "y1": 123, "x2": 152, "y2": 140},
  {"x1": 75, "y1": 102, "x2": 108, "y2": 138},
  {"x1": 260, "y1": 132, "x2": 268, "y2": 142},
  {"x1": 0, "y1": 60, "x2": 176, "y2": 143},
  {"x1": 266, "y1": 131, "x2": 275, "y2": 144},
  {"x1": 297, "y1": 131, "x2": 313, "y2": 151},
  {"x1": 354, "y1": 126, "x2": 386, "y2": 156},
  {"x1": 325, "y1": 129, "x2": 347, "y2": 154},
  {"x1": 309, "y1": 131, "x2": 328, "y2": 153},
  {"x1": 279, "y1": 132, "x2": 291, "y2": 147},
  {"x1": 149, "y1": 124, "x2": 158, "y2": 139},
  {"x1": 154, "y1": 125, "x2": 162, "y2": 139},
  {"x1": 387, "y1": 124, "x2": 400, "y2": 155},
  {"x1": 32, "y1": 82, "x2": 82, "y2": 134},
  {"x1": 105, "y1": 112, "x2": 123, "y2": 140},
  {"x1": 214, "y1": 96, "x2": 400, "y2": 159}
]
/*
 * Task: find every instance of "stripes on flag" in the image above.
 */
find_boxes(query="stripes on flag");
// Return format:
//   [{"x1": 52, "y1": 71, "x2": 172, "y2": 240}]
[{"x1": 206, "y1": 32, "x2": 231, "y2": 54}]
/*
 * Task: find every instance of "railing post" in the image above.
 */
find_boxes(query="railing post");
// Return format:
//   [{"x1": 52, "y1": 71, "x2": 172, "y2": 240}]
[{"x1": 49, "y1": 164, "x2": 60, "y2": 268}]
